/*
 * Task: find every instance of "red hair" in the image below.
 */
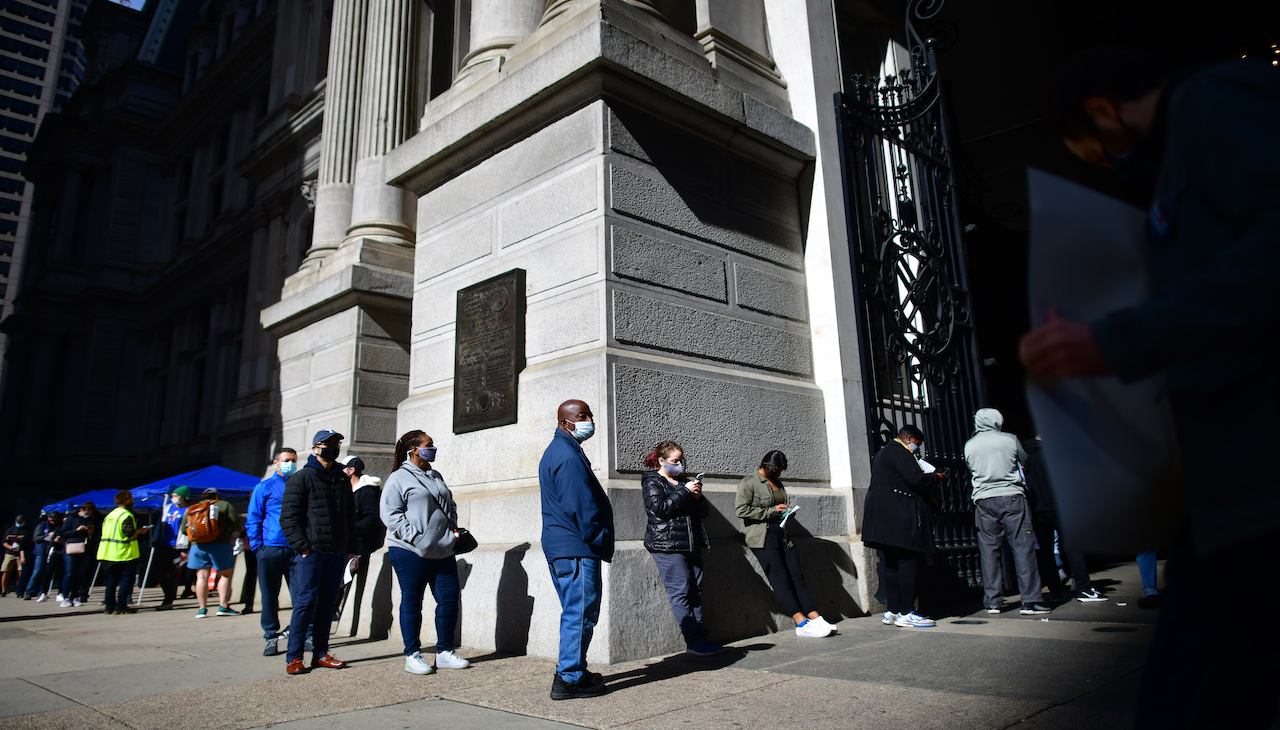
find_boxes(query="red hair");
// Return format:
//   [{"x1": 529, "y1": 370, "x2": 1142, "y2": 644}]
[{"x1": 643, "y1": 441, "x2": 682, "y2": 470}]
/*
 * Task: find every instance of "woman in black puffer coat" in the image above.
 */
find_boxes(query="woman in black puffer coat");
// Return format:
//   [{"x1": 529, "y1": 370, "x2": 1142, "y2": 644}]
[{"x1": 641, "y1": 440, "x2": 722, "y2": 656}]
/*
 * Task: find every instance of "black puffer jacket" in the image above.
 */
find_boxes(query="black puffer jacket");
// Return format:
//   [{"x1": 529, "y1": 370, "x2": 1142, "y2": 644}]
[
  {"x1": 353, "y1": 483, "x2": 385, "y2": 554},
  {"x1": 642, "y1": 470, "x2": 710, "y2": 553},
  {"x1": 280, "y1": 455, "x2": 358, "y2": 555}
]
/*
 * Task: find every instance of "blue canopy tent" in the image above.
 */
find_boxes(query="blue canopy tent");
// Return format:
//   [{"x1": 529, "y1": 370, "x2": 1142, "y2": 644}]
[
  {"x1": 41, "y1": 466, "x2": 263, "y2": 605},
  {"x1": 128, "y1": 465, "x2": 261, "y2": 605},
  {"x1": 130, "y1": 465, "x2": 261, "y2": 508},
  {"x1": 41, "y1": 489, "x2": 122, "y2": 514}
]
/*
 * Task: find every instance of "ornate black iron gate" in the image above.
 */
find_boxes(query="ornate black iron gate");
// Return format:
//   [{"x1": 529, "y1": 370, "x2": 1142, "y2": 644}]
[{"x1": 834, "y1": 4, "x2": 986, "y2": 588}]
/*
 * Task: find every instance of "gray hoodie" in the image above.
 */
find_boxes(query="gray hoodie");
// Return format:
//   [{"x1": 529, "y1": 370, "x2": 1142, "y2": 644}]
[
  {"x1": 379, "y1": 461, "x2": 458, "y2": 559},
  {"x1": 963, "y1": 408, "x2": 1029, "y2": 502}
]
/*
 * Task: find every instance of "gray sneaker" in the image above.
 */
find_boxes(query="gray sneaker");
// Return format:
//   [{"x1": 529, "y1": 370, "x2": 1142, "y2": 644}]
[
  {"x1": 264, "y1": 637, "x2": 280, "y2": 656},
  {"x1": 1020, "y1": 603, "x2": 1052, "y2": 615}
]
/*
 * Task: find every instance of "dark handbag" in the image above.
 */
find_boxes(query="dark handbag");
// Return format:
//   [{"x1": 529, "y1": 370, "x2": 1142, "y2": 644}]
[{"x1": 407, "y1": 471, "x2": 477, "y2": 555}]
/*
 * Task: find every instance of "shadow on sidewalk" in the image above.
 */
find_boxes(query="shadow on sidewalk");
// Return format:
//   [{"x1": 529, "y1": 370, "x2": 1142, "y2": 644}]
[{"x1": 602, "y1": 643, "x2": 773, "y2": 692}]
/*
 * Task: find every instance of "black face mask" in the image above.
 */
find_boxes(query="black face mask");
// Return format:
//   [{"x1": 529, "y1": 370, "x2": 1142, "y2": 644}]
[
  {"x1": 318, "y1": 445, "x2": 340, "y2": 461},
  {"x1": 1103, "y1": 118, "x2": 1157, "y2": 185}
]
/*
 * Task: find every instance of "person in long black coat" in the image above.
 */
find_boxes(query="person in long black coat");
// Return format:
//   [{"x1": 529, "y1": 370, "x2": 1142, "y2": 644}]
[{"x1": 862, "y1": 425, "x2": 945, "y2": 628}]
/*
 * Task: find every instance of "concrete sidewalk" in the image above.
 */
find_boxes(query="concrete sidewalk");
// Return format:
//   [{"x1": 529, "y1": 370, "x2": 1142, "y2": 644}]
[{"x1": 0, "y1": 562, "x2": 1157, "y2": 730}]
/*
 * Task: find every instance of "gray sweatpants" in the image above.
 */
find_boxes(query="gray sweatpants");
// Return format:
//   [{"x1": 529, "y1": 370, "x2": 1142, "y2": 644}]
[{"x1": 975, "y1": 494, "x2": 1043, "y2": 608}]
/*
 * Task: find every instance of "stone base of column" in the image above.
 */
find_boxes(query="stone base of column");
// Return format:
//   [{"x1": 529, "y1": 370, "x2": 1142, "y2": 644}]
[
  {"x1": 367, "y1": 0, "x2": 870, "y2": 663},
  {"x1": 335, "y1": 484, "x2": 863, "y2": 661},
  {"x1": 299, "y1": 182, "x2": 355, "y2": 272}
]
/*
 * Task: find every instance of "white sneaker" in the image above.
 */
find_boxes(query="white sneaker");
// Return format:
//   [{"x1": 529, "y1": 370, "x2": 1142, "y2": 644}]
[
  {"x1": 72, "y1": 599, "x2": 82, "y2": 607},
  {"x1": 435, "y1": 650, "x2": 471, "y2": 669},
  {"x1": 893, "y1": 611, "x2": 936, "y2": 628},
  {"x1": 36, "y1": 593, "x2": 47, "y2": 602},
  {"x1": 60, "y1": 600, "x2": 72, "y2": 607},
  {"x1": 404, "y1": 652, "x2": 435, "y2": 675},
  {"x1": 985, "y1": 606, "x2": 1002, "y2": 614},
  {"x1": 812, "y1": 616, "x2": 839, "y2": 634},
  {"x1": 882, "y1": 611, "x2": 898, "y2": 625},
  {"x1": 796, "y1": 620, "x2": 832, "y2": 638},
  {"x1": 55, "y1": 594, "x2": 64, "y2": 602}
]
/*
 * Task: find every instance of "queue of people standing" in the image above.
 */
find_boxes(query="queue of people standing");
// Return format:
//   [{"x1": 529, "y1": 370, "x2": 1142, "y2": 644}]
[
  {"x1": 4, "y1": 397, "x2": 846, "y2": 698},
  {"x1": 863, "y1": 407, "x2": 1108, "y2": 628}
]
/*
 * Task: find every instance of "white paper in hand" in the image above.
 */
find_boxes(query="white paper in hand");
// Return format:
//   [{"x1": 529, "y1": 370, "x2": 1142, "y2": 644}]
[
  {"x1": 1025, "y1": 169, "x2": 1183, "y2": 553},
  {"x1": 342, "y1": 558, "x2": 358, "y2": 586},
  {"x1": 779, "y1": 505, "x2": 801, "y2": 528},
  {"x1": 917, "y1": 459, "x2": 937, "y2": 475}
]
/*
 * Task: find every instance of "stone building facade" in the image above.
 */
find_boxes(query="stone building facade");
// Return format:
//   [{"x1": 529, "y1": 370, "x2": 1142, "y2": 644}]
[
  {"x1": 3, "y1": 0, "x2": 888, "y2": 663},
  {"x1": 272, "y1": 0, "x2": 877, "y2": 663}
]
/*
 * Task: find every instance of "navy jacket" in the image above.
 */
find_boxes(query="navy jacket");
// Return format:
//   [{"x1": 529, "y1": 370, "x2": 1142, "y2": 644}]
[{"x1": 538, "y1": 429, "x2": 614, "y2": 562}]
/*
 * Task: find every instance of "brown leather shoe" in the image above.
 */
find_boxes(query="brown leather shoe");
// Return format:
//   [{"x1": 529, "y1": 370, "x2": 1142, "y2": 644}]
[
  {"x1": 286, "y1": 659, "x2": 309, "y2": 675},
  {"x1": 311, "y1": 654, "x2": 347, "y2": 669}
]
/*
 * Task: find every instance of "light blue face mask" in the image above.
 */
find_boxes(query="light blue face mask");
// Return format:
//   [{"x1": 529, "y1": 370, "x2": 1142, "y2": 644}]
[
  {"x1": 571, "y1": 420, "x2": 596, "y2": 443},
  {"x1": 418, "y1": 446, "x2": 437, "y2": 462},
  {"x1": 278, "y1": 461, "x2": 297, "y2": 477}
]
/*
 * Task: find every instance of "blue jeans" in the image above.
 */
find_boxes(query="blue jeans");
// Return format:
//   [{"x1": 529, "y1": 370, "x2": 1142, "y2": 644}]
[
  {"x1": 1136, "y1": 550, "x2": 1159, "y2": 597},
  {"x1": 24, "y1": 551, "x2": 49, "y2": 596},
  {"x1": 62, "y1": 552, "x2": 86, "y2": 600},
  {"x1": 103, "y1": 560, "x2": 137, "y2": 611},
  {"x1": 256, "y1": 546, "x2": 296, "y2": 639},
  {"x1": 388, "y1": 547, "x2": 460, "y2": 656},
  {"x1": 286, "y1": 552, "x2": 345, "y2": 661},
  {"x1": 548, "y1": 557, "x2": 602, "y2": 683}
]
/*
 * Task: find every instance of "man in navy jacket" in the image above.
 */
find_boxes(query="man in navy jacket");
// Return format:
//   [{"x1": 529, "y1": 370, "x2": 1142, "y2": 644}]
[
  {"x1": 539, "y1": 399, "x2": 613, "y2": 700},
  {"x1": 247, "y1": 447, "x2": 298, "y2": 656}
]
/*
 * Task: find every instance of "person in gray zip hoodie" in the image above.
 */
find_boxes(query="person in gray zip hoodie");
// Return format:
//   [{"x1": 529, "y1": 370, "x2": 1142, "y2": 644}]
[
  {"x1": 964, "y1": 409, "x2": 1050, "y2": 615},
  {"x1": 380, "y1": 430, "x2": 471, "y2": 676}
]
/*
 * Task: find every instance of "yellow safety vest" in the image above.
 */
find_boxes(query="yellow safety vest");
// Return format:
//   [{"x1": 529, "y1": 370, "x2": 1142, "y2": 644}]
[{"x1": 97, "y1": 507, "x2": 140, "y2": 562}]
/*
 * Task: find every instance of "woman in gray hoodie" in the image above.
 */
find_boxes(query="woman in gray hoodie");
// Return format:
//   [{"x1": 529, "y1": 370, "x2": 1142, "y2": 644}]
[{"x1": 380, "y1": 430, "x2": 471, "y2": 675}]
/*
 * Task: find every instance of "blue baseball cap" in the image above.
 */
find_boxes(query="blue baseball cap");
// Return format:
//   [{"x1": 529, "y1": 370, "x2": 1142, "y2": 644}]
[{"x1": 312, "y1": 429, "x2": 344, "y2": 445}]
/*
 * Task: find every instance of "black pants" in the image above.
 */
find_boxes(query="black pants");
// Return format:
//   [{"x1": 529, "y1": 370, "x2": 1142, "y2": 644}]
[
  {"x1": 1138, "y1": 529, "x2": 1280, "y2": 727},
  {"x1": 155, "y1": 545, "x2": 181, "y2": 603},
  {"x1": 751, "y1": 524, "x2": 816, "y2": 617},
  {"x1": 103, "y1": 560, "x2": 137, "y2": 611},
  {"x1": 880, "y1": 546, "x2": 922, "y2": 615},
  {"x1": 1032, "y1": 512, "x2": 1090, "y2": 597}
]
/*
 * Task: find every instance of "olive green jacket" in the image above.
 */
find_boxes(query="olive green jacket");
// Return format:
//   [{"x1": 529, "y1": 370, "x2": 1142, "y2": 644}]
[{"x1": 734, "y1": 472, "x2": 792, "y2": 549}]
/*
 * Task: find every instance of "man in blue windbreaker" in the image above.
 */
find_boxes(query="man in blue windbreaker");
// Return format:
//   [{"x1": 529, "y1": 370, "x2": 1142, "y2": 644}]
[
  {"x1": 246, "y1": 448, "x2": 298, "y2": 656},
  {"x1": 539, "y1": 399, "x2": 613, "y2": 701}
]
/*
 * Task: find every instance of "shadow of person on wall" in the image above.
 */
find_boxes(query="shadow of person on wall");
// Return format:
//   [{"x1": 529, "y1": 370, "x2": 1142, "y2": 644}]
[
  {"x1": 455, "y1": 557, "x2": 473, "y2": 649},
  {"x1": 786, "y1": 519, "x2": 862, "y2": 621},
  {"x1": 494, "y1": 542, "x2": 534, "y2": 655},
  {"x1": 697, "y1": 498, "x2": 786, "y2": 643},
  {"x1": 368, "y1": 551, "x2": 396, "y2": 641}
]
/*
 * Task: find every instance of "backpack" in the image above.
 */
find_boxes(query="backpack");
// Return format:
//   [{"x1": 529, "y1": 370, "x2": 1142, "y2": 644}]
[{"x1": 185, "y1": 500, "x2": 221, "y2": 544}]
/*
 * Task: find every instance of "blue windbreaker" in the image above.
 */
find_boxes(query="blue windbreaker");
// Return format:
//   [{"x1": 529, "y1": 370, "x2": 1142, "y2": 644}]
[
  {"x1": 246, "y1": 471, "x2": 290, "y2": 551},
  {"x1": 538, "y1": 429, "x2": 614, "y2": 562}
]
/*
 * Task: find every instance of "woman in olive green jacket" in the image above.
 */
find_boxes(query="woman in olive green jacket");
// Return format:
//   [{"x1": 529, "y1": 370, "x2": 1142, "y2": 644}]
[{"x1": 735, "y1": 450, "x2": 836, "y2": 638}]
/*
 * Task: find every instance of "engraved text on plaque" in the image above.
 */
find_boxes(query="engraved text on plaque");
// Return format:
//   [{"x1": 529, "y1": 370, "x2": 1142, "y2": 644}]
[{"x1": 453, "y1": 268, "x2": 526, "y2": 433}]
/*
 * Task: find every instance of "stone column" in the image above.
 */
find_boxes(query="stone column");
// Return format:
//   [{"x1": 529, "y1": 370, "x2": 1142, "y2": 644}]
[
  {"x1": 694, "y1": 0, "x2": 788, "y2": 111},
  {"x1": 455, "y1": 0, "x2": 543, "y2": 83},
  {"x1": 302, "y1": 0, "x2": 368, "y2": 269},
  {"x1": 541, "y1": 0, "x2": 661, "y2": 26},
  {"x1": 344, "y1": 0, "x2": 420, "y2": 246}
]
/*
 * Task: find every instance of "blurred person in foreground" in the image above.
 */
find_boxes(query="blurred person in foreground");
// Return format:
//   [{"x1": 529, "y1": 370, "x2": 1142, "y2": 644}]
[{"x1": 1022, "y1": 46, "x2": 1280, "y2": 726}]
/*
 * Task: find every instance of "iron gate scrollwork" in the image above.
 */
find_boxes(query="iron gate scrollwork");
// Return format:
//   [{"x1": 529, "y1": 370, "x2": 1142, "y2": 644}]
[{"x1": 835, "y1": 0, "x2": 986, "y2": 588}]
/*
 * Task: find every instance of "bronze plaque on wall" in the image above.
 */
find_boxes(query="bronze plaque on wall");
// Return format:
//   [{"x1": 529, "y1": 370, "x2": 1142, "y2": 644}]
[{"x1": 453, "y1": 269, "x2": 526, "y2": 434}]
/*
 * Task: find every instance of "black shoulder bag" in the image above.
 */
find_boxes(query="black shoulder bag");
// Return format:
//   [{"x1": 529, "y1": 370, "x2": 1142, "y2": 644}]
[{"x1": 407, "y1": 471, "x2": 477, "y2": 555}]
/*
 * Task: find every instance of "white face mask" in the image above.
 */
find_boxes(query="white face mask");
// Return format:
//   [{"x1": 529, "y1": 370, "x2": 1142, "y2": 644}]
[
  {"x1": 906, "y1": 441, "x2": 919, "y2": 452},
  {"x1": 570, "y1": 420, "x2": 595, "y2": 443},
  {"x1": 662, "y1": 461, "x2": 683, "y2": 477}
]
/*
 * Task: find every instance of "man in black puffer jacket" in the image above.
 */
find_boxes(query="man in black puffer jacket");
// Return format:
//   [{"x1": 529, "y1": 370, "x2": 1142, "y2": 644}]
[{"x1": 279, "y1": 429, "x2": 358, "y2": 675}]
